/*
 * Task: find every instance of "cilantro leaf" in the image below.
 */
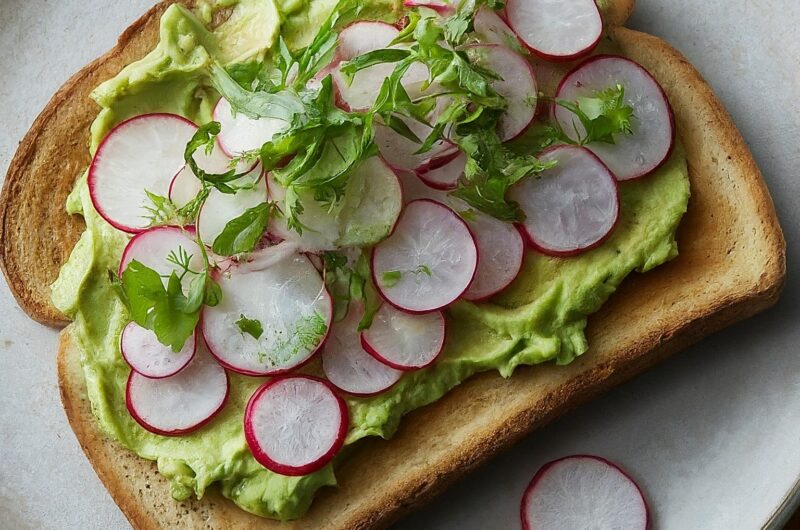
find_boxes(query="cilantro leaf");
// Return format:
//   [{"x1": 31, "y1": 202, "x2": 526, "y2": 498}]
[
  {"x1": 211, "y1": 63, "x2": 304, "y2": 122},
  {"x1": 212, "y1": 202, "x2": 276, "y2": 256},
  {"x1": 557, "y1": 84, "x2": 635, "y2": 145},
  {"x1": 236, "y1": 314, "x2": 264, "y2": 339},
  {"x1": 381, "y1": 270, "x2": 402, "y2": 288}
]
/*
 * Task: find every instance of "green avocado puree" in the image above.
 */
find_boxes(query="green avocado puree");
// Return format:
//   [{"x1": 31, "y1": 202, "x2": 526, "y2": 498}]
[{"x1": 51, "y1": 0, "x2": 690, "y2": 520}]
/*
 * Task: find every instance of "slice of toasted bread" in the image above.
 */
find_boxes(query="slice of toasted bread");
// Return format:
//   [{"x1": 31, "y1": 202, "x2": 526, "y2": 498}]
[{"x1": 3, "y1": 0, "x2": 786, "y2": 528}]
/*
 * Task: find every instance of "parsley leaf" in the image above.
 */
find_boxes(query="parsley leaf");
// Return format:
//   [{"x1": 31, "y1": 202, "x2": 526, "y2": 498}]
[
  {"x1": 556, "y1": 84, "x2": 635, "y2": 145},
  {"x1": 236, "y1": 314, "x2": 264, "y2": 340},
  {"x1": 212, "y1": 202, "x2": 277, "y2": 256}
]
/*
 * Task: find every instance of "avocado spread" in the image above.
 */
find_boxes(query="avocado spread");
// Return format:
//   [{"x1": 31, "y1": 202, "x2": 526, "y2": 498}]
[{"x1": 51, "y1": 0, "x2": 690, "y2": 520}]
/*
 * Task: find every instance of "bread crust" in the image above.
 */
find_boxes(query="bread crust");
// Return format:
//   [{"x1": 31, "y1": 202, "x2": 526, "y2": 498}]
[{"x1": 7, "y1": 0, "x2": 788, "y2": 528}]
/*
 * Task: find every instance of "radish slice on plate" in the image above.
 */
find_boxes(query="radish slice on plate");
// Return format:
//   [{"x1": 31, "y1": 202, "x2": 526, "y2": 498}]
[
  {"x1": 331, "y1": 21, "x2": 428, "y2": 112},
  {"x1": 322, "y1": 304, "x2": 403, "y2": 395},
  {"x1": 403, "y1": 0, "x2": 456, "y2": 15},
  {"x1": 197, "y1": 167, "x2": 267, "y2": 246},
  {"x1": 126, "y1": 346, "x2": 229, "y2": 436},
  {"x1": 509, "y1": 145, "x2": 619, "y2": 256},
  {"x1": 214, "y1": 97, "x2": 289, "y2": 156},
  {"x1": 202, "y1": 255, "x2": 333, "y2": 376},
  {"x1": 506, "y1": 0, "x2": 602, "y2": 61},
  {"x1": 120, "y1": 322, "x2": 196, "y2": 379},
  {"x1": 554, "y1": 55, "x2": 675, "y2": 180},
  {"x1": 521, "y1": 455, "x2": 649, "y2": 530},
  {"x1": 375, "y1": 119, "x2": 457, "y2": 172},
  {"x1": 89, "y1": 113, "x2": 197, "y2": 233},
  {"x1": 118, "y1": 226, "x2": 204, "y2": 285},
  {"x1": 461, "y1": 207, "x2": 525, "y2": 301},
  {"x1": 465, "y1": 44, "x2": 538, "y2": 141},
  {"x1": 473, "y1": 7, "x2": 526, "y2": 55},
  {"x1": 244, "y1": 375, "x2": 347, "y2": 476},
  {"x1": 372, "y1": 199, "x2": 478, "y2": 313},
  {"x1": 416, "y1": 152, "x2": 466, "y2": 191},
  {"x1": 361, "y1": 304, "x2": 445, "y2": 370}
]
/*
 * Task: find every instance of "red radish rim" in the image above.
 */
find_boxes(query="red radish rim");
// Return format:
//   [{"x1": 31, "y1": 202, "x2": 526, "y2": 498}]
[
  {"x1": 117, "y1": 225, "x2": 197, "y2": 277},
  {"x1": 553, "y1": 54, "x2": 676, "y2": 181},
  {"x1": 370, "y1": 198, "x2": 479, "y2": 315},
  {"x1": 415, "y1": 150, "x2": 464, "y2": 191},
  {"x1": 461, "y1": 228, "x2": 524, "y2": 302},
  {"x1": 515, "y1": 145, "x2": 620, "y2": 258},
  {"x1": 403, "y1": 0, "x2": 455, "y2": 15},
  {"x1": 201, "y1": 265, "x2": 334, "y2": 377},
  {"x1": 244, "y1": 375, "x2": 348, "y2": 476},
  {"x1": 119, "y1": 323, "x2": 197, "y2": 379},
  {"x1": 124, "y1": 366, "x2": 230, "y2": 436},
  {"x1": 465, "y1": 43, "x2": 539, "y2": 142},
  {"x1": 505, "y1": 0, "x2": 603, "y2": 62},
  {"x1": 520, "y1": 454, "x2": 650, "y2": 530},
  {"x1": 359, "y1": 311, "x2": 446, "y2": 371},
  {"x1": 324, "y1": 344, "x2": 403, "y2": 397},
  {"x1": 88, "y1": 113, "x2": 197, "y2": 234}
]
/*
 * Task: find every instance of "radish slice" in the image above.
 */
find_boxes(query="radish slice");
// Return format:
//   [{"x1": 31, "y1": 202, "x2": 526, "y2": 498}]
[
  {"x1": 461, "y1": 207, "x2": 525, "y2": 301},
  {"x1": 202, "y1": 255, "x2": 332, "y2": 376},
  {"x1": 416, "y1": 152, "x2": 466, "y2": 191},
  {"x1": 465, "y1": 44, "x2": 538, "y2": 141},
  {"x1": 398, "y1": 170, "x2": 447, "y2": 204},
  {"x1": 506, "y1": 0, "x2": 602, "y2": 61},
  {"x1": 521, "y1": 455, "x2": 649, "y2": 530},
  {"x1": 244, "y1": 375, "x2": 347, "y2": 476},
  {"x1": 240, "y1": 240, "x2": 302, "y2": 273},
  {"x1": 403, "y1": 0, "x2": 456, "y2": 15},
  {"x1": 473, "y1": 6, "x2": 525, "y2": 54},
  {"x1": 169, "y1": 141, "x2": 257, "y2": 208},
  {"x1": 126, "y1": 346, "x2": 229, "y2": 436},
  {"x1": 361, "y1": 304, "x2": 445, "y2": 370},
  {"x1": 372, "y1": 199, "x2": 478, "y2": 313},
  {"x1": 375, "y1": 119, "x2": 457, "y2": 172},
  {"x1": 120, "y1": 322, "x2": 196, "y2": 379},
  {"x1": 214, "y1": 97, "x2": 289, "y2": 156},
  {"x1": 509, "y1": 145, "x2": 619, "y2": 256},
  {"x1": 331, "y1": 21, "x2": 428, "y2": 112},
  {"x1": 197, "y1": 168, "x2": 267, "y2": 246},
  {"x1": 322, "y1": 304, "x2": 403, "y2": 395},
  {"x1": 89, "y1": 113, "x2": 197, "y2": 233},
  {"x1": 118, "y1": 226, "x2": 203, "y2": 288},
  {"x1": 554, "y1": 55, "x2": 675, "y2": 181}
]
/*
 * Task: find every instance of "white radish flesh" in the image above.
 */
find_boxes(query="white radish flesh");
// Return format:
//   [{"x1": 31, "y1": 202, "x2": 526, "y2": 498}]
[
  {"x1": 416, "y1": 152, "x2": 466, "y2": 191},
  {"x1": 89, "y1": 113, "x2": 197, "y2": 233},
  {"x1": 374, "y1": 118, "x2": 457, "y2": 172},
  {"x1": 244, "y1": 376, "x2": 347, "y2": 476},
  {"x1": 214, "y1": 97, "x2": 289, "y2": 156},
  {"x1": 202, "y1": 255, "x2": 332, "y2": 376},
  {"x1": 322, "y1": 304, "x2": 403, "y2": 395},
  {"x1": 118, "y1": 226, "x2": 204, "y2": 288},
  {"x1": 506, "y1": 0, "x2": 602, "y2": 61},
  {"x1": 126, "y1": 346, "x2": 229, "y2": 436},
  {"x1": 197, "y1": 168, "x2": 267, "y2": 246},
  {"x1": 120, "y1": 322, "x2": 196, "y2": 379},
  {"x1": 521, "y1": 455, "x2": 649, "y2": 530},
  {"x1": 509, "y1": 145, "x2": 619, "y2": 256},
  {"x1": 372, "y1": 199, "x2": 478, "y2": 313},
  {"x1": 554, "y1": 55, "x2": 675, "y2": 180},
  {"x1": 361, "y1": 304, "x2": 445, "y2": 370},
  {"x1": 397, "y1": 170, "x2": 447, "y2": 204},
  {"x1": 403, "y1": 0, "x2": 456, "y2": 15},
  {"x1": 466, "y1": 44, "x2": 538, "y2": 141},
  {"x1": 473, "y1": 6, "x2": 526, "y2": 55}
]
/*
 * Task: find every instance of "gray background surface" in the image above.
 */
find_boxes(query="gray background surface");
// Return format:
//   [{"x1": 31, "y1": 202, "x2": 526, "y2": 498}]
[{"x1": 0, "y1": 1, "x2": 798, "y2": 528}]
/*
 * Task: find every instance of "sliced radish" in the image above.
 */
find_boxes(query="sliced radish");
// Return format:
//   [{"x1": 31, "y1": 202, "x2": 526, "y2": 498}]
[
  {"x1": 118, "y1": 226, "x2": 203, "y2": 287},
  {"x1": 374, "y1": 119, "x2": 457, "y2": 172},
  {"x1": 240, "y1": 240, "x2": 302, "y2": 273},
  {"x1": 361, "y1": 304, "x2": 445, "y2": 370},
  {"x1": 461, "y1": 206, "x2": 525, "y2": 301},
  {"x1": 554, "y1": 55, "x2": 675, "y2": 181},
  {"x1": 509, "y1": 145, "x2": 619, "y2": 256},
  {"x1": 466, "y1": 44, "x2": 538, "y2": 141},
  {"x1": 473, "y1": 6, "x2": 525, "y2": 54},
  {"x1": 244, "y1": 375, "x2": 347, "y2": 476},
  {"x1": 403, "y1": 0, "x2": 456, "y2": 15},
  {"x1": 506, "y1": 0, "x2": 602, "y2": 61},
  {"x1": 120, "y1": 322, "x2": 196, "y2": 378},
  {"x1": 322, "y1": 304, "x2": 403, "y2": 395},
  {"x1": 397, "y1": 170, "x2": 447, "y2": 204},
  {"x1": 126, "y1": 346, "x2": 229, "y2": 436},
  {"x1": 372, "y1": 199, "x2": 478, "y2": 313},
  {"x1": 89, "y1": 113, "x2": 197, "y2": 233},
  {"x1": 202, "y1": 255, "x2": 332, "y2": 376},
  {"x1": 521, "y1": 455, "x2": 649, "y2": 530},
  {"x1": 214, "y1": 97, "x2": 289, "y2": 156},
  {"x1": 331, "y1": 21, "x2": 428, "y2": 112},
  {"x1": 416, "y1": 151, "x2": 466, "y2": 190},
  {"x1": 268, "y1": 157, "x2": 403, "y2": 251},
  {"x1": 197, "y1": 168, "x2": 267, "y2": 246}
]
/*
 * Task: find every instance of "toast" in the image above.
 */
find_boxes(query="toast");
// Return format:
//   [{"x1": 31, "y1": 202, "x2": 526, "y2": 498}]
[{"x1": 0, "y1": 0, "x2": 785, "y2": 528}]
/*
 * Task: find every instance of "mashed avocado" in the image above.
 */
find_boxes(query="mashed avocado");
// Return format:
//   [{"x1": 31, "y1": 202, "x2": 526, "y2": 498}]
[{"x1": 52, "y1": 0, "x2": 690, "y2": 520}]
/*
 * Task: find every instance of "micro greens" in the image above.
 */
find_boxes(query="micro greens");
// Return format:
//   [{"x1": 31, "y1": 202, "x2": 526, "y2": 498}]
[{"x1": 236, "y1": 314, "x2": 264, "y2": 340}]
